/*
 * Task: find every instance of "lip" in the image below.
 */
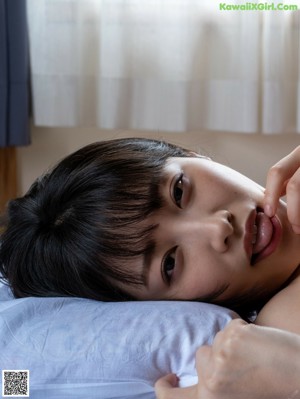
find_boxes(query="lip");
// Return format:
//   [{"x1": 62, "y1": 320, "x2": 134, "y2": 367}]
[
  {"x1": 244, "y1": 208, "x2": 257, "y2": 261},
  {"x1": 251, "y1": 214, "x2": 282, "y2": 265}
]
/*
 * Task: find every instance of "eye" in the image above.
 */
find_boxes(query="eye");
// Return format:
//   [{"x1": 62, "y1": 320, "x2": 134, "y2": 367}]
[
  {"x1": 172, "y1": 173, "x2": 184, "y2": 208},
  {"x1": 161, "y1": 247, "x2": 177, "y2": 285}
]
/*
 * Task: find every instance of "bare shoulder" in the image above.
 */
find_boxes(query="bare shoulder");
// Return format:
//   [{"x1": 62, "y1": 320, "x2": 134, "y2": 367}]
[{"x1": 255, "y1": 272, "x2": 300, "y2": 335}]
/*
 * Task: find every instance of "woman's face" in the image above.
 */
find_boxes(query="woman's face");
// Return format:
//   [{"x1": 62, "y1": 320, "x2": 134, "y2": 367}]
[{"x1": 126, "y1": 156, "x2": 300, "y2": 304}]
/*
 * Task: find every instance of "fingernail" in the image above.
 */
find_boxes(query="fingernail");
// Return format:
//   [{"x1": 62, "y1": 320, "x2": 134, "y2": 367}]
[
  {"x1": 264, "y1": 204, "x2": 273, "y2": 217},
  {"x1": 292, "y1": 225, "x2": 300, "y2": 234}
]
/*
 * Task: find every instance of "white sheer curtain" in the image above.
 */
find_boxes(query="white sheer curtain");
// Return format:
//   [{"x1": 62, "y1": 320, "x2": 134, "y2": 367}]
[{"x1": 27, "y1": 0, "x2": 300, "y2": 134}]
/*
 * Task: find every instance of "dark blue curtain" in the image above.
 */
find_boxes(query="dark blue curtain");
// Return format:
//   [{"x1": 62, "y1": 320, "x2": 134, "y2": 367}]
[{"x1": 0, "y1": 0, "x2": 30, "y2": 147}]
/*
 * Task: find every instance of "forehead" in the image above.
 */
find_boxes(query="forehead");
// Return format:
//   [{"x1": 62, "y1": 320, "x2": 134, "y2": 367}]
[
  {"x1": 165, "y1": 156, "x2": 228, "y2": 173},
  {"x1": 164, "y1": 156, "x2": 261, "y2": 191}
]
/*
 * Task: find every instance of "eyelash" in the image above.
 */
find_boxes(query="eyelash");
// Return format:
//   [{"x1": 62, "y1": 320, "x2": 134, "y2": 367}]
[
  {"x1": 173, "y1": 173, "x2": 184, "y2": 208},
  {"x1": 162, "y1": 246, "x2": 177, "y2": 285}
]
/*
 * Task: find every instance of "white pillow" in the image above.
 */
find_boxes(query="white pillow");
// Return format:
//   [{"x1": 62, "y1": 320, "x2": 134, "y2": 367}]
[{"x1": 0, "y1": 280, "x2": 237, "y2": 399}]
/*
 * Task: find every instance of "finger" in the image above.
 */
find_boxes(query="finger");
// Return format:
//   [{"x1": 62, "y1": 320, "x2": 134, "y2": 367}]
[
  {"x1": 203, "y1": 319, "x2": 248, "y2": 360},
  {"x1": 155, "y1": 374, "x2": 196, "y2": 399},
  {"x1": 286, "y1": 167, "x2": 300, "y2": 233},
  {"x1": 212, "y1": 319, "x2": 248, "y2": 344},
  {"x1": 264, "y1": 147, "x2": 300, "y2": 217},
  {"x1": 155, "y1": 373, "x2": 179, "y2": 389},
  {"x1": 195, "y1": 345, "x2": 212, "y2": 370},
  {"x1": 194, "y1": 344, "x2": 213, "y2": 385},
  {"x1": 225, "y1": 318, "x2": 248, "y2": 328}
]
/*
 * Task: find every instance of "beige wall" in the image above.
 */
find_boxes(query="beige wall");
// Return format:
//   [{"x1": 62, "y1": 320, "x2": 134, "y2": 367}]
[{"x1": 17, "y1": 124, "x2": 300, "y2": 195}]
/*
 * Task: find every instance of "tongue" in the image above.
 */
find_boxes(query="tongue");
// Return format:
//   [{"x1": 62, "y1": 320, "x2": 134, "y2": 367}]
[{"x1": 252, "y1": 212, "x2": 273, "y2": 255}]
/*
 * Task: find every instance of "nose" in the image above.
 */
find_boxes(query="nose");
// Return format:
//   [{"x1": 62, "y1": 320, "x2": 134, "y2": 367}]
[
  {"x1": 181, "y1": 210, "x2": 233, "y2": 253},
  {"x1": 205, "y1": 210, "x2": 234, "y2": 253}
]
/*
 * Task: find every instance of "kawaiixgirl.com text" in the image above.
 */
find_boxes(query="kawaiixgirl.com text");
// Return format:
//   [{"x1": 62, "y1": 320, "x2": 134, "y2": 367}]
[{"x1": 219, "y1": 2, "x2": 298, "y2": 10}]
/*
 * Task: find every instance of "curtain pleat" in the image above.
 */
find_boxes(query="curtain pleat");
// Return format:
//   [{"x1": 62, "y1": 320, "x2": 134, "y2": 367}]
[{"x1": 0, "y1": 0, "x2": 30, "y2": 147}]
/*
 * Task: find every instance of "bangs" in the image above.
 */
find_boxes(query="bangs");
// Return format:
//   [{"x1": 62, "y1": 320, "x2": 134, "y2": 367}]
[{"x1": 83, "y1": 159, "x2": 166, "y2": 289}]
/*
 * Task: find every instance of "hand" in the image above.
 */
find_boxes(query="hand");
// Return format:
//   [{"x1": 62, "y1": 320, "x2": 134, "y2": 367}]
[
  {"x1": 264, "y1": 146, "x2": 300, "y2": 234},
  {"x1": 155, "y1": 319, "x2": 300, "y2": 399}
]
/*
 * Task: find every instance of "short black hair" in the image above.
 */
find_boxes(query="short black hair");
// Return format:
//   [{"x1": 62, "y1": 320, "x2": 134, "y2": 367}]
[{"x1": 0, "y1": 138, "x2": 192, "y2": 301}]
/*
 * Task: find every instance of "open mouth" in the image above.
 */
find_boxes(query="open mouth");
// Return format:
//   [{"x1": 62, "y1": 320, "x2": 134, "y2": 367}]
[{"x1": 250, "y1": 208, "x2": 282, "y2": 265}]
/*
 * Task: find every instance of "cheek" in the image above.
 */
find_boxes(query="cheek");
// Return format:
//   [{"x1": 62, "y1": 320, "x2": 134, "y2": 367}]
[
  {"x1": 209, "y1": 170, "x2": 263, "y2": 202},
  {"x1": 182, "y1": 257, "x2": 228, "y2": 299},
  {"x1": 198, "y1": 179, "x2": 243, "y2": 207}
]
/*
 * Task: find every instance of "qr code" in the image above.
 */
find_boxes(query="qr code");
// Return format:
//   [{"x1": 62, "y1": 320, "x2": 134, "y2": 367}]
[{"x1": 2, "y1": 370, "x2": 29, "y2": 397}]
